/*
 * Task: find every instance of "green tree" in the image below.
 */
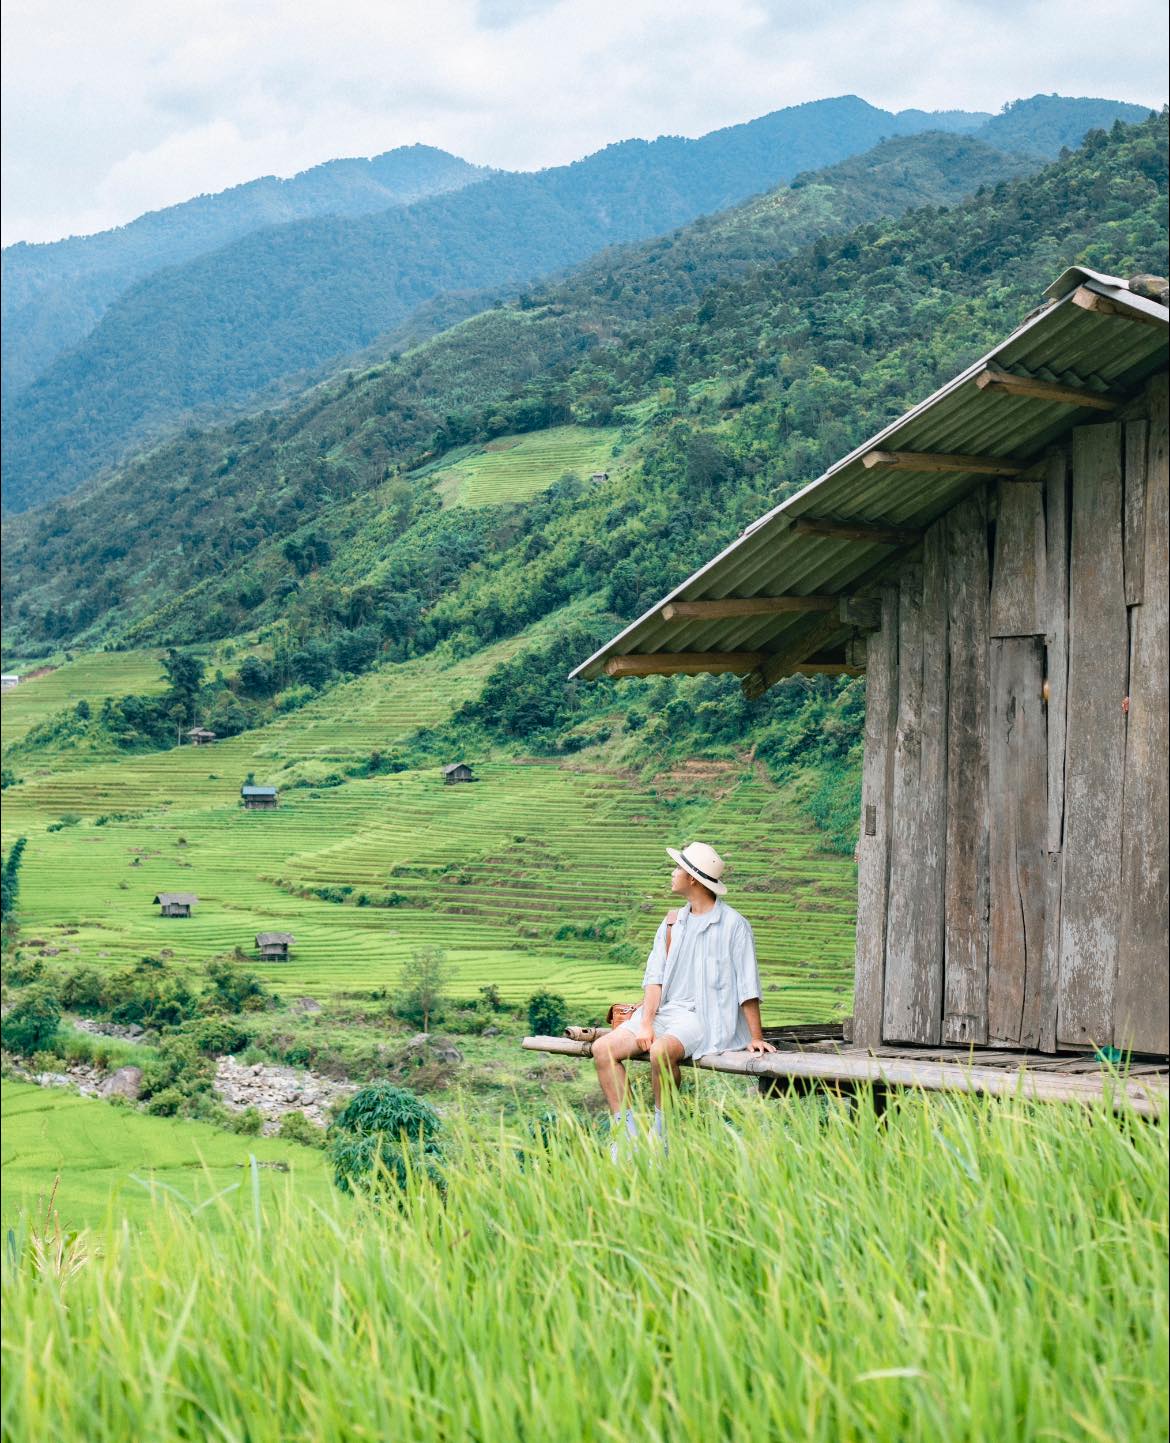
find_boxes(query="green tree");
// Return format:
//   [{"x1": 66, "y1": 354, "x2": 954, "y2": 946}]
[
  {"x1": 394, "y1": 947, "x2": 454, "y2": 1032},
  {"x1": 1, "y1": 837, "x2": 28, "y2": 924},
  {"x1": 162, "y1": 648, "x2": 205, "y2": 724},
  {"x1": 1, "y1": 984, "x2": 61, "y2": 1056}
]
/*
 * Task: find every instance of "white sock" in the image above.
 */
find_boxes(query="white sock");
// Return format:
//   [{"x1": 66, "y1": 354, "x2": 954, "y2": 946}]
[
  {"x1": 653, "y1": 1106, "x2": 666, "y2": 1138},
  {"x1": 625, "y1": 1110, "x2": 640, "y2": 1138}
]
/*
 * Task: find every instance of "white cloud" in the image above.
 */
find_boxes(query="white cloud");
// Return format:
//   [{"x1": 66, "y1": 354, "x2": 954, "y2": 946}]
[{"x1": 2, "y1": 0, "x2": 1165, "y2": 244}]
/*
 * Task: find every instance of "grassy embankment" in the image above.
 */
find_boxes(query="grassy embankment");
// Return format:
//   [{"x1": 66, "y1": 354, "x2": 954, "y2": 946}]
[
  {"x1": 2, "y1": 1086, "x2": 1165, "y2": 1442},
  {"x1": 1, "y1": 644, "x2": 856, "y2": 1017},
  {"x1": 0, "y1": 1082, "x2": 332, "y2": 1230},
  {"x1": 432, "y1": 425, "x2": 621, "y2": 507}
]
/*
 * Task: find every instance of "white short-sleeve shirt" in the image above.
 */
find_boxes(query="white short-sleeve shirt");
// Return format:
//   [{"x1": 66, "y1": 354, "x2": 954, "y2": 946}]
[{"x1": 637, "y1": 899, "x2": 762, "y2": 1058}]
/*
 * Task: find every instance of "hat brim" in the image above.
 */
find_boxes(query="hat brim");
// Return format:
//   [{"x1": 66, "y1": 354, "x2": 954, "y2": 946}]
[{"x1": 666, "y1": 846, "x2": 727, "y2": 895}]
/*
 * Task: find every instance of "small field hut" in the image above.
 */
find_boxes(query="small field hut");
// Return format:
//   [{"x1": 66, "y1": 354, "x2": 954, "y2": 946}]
[
  {"x1": 255, "y1": 931, "x2": 294, "y2": 961},
  {"x1": 567, "y1": 268, "x2": 1168, "y2": 1080},
  {"x1": 1, "y1": 674, "x2": 20, "y2": 689},
  {"x1": 241, "y1": 784, "x2": 278, "y2": 809},
  {"x1": 186, "y1": 726, "x2": 217, "y2": 746},
  {"x1": 442, "y1": 762, "x2": 475, "y2": 785},
  {"x1": 154, "y1": 892, "x2": 197, "y2": 918}
]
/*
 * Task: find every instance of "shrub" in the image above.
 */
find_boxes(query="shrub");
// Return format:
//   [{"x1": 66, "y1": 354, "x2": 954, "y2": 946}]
[
  {"x1": 1, "y1": 986, "x2": 62, "y2": 1056},
  {"x1": 203, "y1": 959, "x2": 275, "y2": 1015},
  {"x1": 107, "y1": 957, "x2": 199, "y2": 1028},
  {"x1": 478, "y1": 984, "x2": 504, "y2": 1012},
  {"x1": 526, "y1": 991, "x2": 569, "y2": 1036},
  {"x1": 279, "y1": 1110, "x2": 326, "y2": 1148},
  {"x1": 182, "y1": 1016, "x2": 254, "y2": 1056},
  {"x1": 227, "y1": 1107, "x2": 264, "y2": 1136},
  {"x1": 327, "y1": 1084, "x2": 443, "y2": 1198},
  {"x1": 139, "y1": 1036, "x2": 214, "y2": 1114}
]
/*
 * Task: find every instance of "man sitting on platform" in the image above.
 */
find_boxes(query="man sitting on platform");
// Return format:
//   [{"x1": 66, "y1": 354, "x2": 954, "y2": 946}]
[{"x1": 592, "y1": 841, "x2": 775, "y2": 1152}]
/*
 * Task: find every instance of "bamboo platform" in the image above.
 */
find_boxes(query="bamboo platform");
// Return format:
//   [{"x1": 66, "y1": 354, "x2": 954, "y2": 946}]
[{"x1": 522, "y1": 1024, "x2": 1169, "y2": 1118}]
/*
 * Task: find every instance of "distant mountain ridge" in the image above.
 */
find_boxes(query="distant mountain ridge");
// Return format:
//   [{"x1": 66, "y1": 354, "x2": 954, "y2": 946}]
[
  {"x1": 1, "y1": 145, "x2": 492, "y2": 396},
  {"x1": 0, "y1": 93, "x2": 1151, "y2": 515}
]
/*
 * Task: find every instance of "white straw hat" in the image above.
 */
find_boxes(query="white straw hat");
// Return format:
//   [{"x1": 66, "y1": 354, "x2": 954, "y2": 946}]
[{"x1": 666, "y1": 842, "x2": 728, "y2": 895}]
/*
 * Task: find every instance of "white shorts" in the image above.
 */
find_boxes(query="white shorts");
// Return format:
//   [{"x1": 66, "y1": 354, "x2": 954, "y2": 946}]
[{"x1": 619, "y1": 1004, "x2": 705, "y2": 1059}]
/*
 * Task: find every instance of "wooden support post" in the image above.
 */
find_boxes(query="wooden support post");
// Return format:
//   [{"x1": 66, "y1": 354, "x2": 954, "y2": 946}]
[
  {"x1": 788, "y1": 517, "x2": 922, "y2": 547},
  {"x1": 943, "y1": 489, "x2": 991, "y2": 1046},
  {"x1": 605, "y1": 651, "x2": 764, "y2": 677},
  {"x1": 852, "y1": 587, "x2": 898, "y2": 1051},
  {"x1": 660, "y1": 596, "x2": 836, "y2": 622},
  {"x1": 1059, "y1": 423, "x2": 1126, "y2": 1048},
  {"x1": 974, "y1": 362, "x2": 1120, "y2": 411},
  {"x1": 862, "y1": 450, "x2": 1025, "y2": 477},
  {"x1": 1116, "y1": 377, "x2": 1169, "y2": 1055}
]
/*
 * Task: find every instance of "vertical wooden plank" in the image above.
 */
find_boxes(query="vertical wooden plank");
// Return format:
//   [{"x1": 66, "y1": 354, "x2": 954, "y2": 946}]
[
  {"x1": 1058, "y1": 423, "x2": 1127, "y2": 1048},
  {"x1": 883, "y1": 529, "x2": 947, "y2": 1045},
  {"x1": 990, "y1": 480, "x2": 1046, "y2": 636},
  {"x1": 987, "y1": 637, "x2": 1047, "y2": 1046},
  {"x1": 1038, "y1": 851, "x2": 1062, "y2": 1053},
  {"x1": 852, "y1": 587, "x2": 898, "y2": 1050},
  {"x1": 1045, "y1": 449, "x2": 1070, "y2": 856},
  {"x1": 1123, "y1": 419, "x2": 1148, "y2": 606},
  {"x1": 1116, "y1": 377, "x2": 1169, "y2": 1054},
  {"x1": 943, "y1": 489, "x2": 990, "y2": 1046}
]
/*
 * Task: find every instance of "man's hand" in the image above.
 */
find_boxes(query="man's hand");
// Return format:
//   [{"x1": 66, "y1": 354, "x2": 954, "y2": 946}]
[
  {"x1": 747, "y1": 1036, "x2": 776, "y2": 1055},
  {"x1": 635, "y1": 1025, "x2": 655, "y2": 1053}
]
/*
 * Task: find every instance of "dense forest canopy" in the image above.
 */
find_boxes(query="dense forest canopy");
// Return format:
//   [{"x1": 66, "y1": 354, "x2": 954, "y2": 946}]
[{"x1": 0, "y1": 93, "x2": 1149, "y2": 514}]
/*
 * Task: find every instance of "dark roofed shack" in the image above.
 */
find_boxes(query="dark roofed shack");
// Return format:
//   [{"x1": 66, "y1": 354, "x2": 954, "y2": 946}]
[
  {"x1": 442, "y1": 763, "x2": 475, "y2": 785},
  {"x1": 255, "y1": 931, "x2": 295, "y2": 961},
  {"x1": 549, "y1": 269, "x2": 1170, "y2": 1108},
  {"x1": 241, "y1": 785, "x2": 278, "y2": 809},
  {"x1": 186, "y1": 726, "x2": 217, "y2": 746},
  {"x1": 154, "y1": 892, "x2": 198, "y2": 918}
]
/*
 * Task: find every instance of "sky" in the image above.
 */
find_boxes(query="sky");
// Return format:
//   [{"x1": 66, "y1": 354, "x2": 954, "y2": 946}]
[{"x1": 2, "y1": 0, "x2": 1166, "y2": 247}]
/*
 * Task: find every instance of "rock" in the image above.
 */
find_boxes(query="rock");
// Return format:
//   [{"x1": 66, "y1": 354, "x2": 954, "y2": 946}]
[
  {"x1": 35, "y1": 1071, "x2": 73, "y2": 1088},
  {"x1": 293, "y1": 997, "x2": 321, "y2": 1013},
  {"x1": 1128, "y1": 273, "x2": 1169, "y2": 303},
  {"x1": 428, "y1": 1037, "x2": 463, "y2": 1064},
  {"x1": 101, "y1": 1065, "x2": 144, "y2": 1100},
  {"x1": 481, "y1": 1026, "x2": 501, "y2": 1037}
]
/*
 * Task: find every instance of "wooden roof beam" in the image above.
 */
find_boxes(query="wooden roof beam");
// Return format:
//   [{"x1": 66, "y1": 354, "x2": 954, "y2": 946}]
[
  {"x1": 789, "y1": 517, "x2": 922, "y2": 546},
  {"x1": 973, "y1": 362, "x2": 1120, "y2": 411},
  {"x1": 605, "y1": 651, "x2": 764, "y2": 678},
  {"x1": 742, "y1": 613, "x2": 848, "y2": 700},
  {"x1": 861, "y1": 449, "x2": 1025, "y2": 477},
  {"x1": 1070, "y1": 284, "x2": 1169, "y2": 330},
  {"x1": 660, "y1": 595, "x2": 836, "y2": 622}
]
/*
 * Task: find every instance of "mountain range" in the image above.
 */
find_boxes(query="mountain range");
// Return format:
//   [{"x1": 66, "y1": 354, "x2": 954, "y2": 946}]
[{"x1": 1, "y1": 92, "x2": 1151, "y2": 515}]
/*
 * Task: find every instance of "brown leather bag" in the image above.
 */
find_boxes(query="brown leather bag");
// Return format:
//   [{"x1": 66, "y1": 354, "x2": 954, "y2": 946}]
[{"x1": 602, "y1": 909, "x2": 678, "y2": 1033}]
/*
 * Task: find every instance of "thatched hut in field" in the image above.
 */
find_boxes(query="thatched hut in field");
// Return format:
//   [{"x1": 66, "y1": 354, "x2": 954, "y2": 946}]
[
  {"x1": 527, "y1": 268, "x2": 1169, "y2": 1113},
  {"x1": 186, "y1": 726, "x2": 217, "y2": 746},
  {"x1": 255, "y1": 931, "x2": 294, "y2": 961},
  {"x1": 241, "y1": 785, "x2": 278, "y2": 809},
  {"x1": 442, "y1": 763, "x2": 475, "y2": 785},
  {"x1": 154, "y1": 892, "x2": 198, "y2": 918}
]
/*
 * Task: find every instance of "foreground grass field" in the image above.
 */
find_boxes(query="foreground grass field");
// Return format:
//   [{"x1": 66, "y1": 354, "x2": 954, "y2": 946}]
[
  {"x1": 2, "y1": 1088, "x2": 1165, "y2": 1443},
  {"x1": 0, "y1": 1083, "x2": 333, "y2": 1230},
  {"x1": 1, "y1": 642, "x2": 856, "y2": 1016}
]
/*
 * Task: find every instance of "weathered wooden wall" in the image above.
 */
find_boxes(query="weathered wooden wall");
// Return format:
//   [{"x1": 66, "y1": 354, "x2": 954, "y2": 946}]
[{"x1": 853, "y1": 370, "x2": 1169, "y2": 1054}]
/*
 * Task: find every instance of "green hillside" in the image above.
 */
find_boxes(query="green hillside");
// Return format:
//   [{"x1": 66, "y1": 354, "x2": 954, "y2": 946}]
[
  {"x1": 1, "y1": 146, "x2": 491, "y2": 399},
  {"x1": 434, "y1": 427, "x2": 622, "y2": 507},
  {"x1": 2, "y1": 94, "x2": 1147, "y2": 513}
]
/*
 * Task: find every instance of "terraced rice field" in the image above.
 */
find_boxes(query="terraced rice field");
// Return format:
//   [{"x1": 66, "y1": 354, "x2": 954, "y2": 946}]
[
  {"x1": 2, "y1": 644, "x2": 857, "y2": 1019},
  {"x1": 0, "y1": 650, "x2": 167, "y2": 750},
  {"x1": 433, "y1": 426, "x2": 621, "y2": 507}
]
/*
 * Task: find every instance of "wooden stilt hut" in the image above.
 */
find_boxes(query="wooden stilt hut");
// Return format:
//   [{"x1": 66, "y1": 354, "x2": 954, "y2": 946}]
[{"x1": 526, "y1": 268, "x2": 1169, "y2": 1113}]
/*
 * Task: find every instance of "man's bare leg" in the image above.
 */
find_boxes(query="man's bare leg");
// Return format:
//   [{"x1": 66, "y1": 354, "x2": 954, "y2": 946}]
[
  {"x1": 648, "y1": 1035, "x2": 685, "y2": 1108},
  {"x1": 592, "y1": 1027, "x2": 643, "y2": 1114}
]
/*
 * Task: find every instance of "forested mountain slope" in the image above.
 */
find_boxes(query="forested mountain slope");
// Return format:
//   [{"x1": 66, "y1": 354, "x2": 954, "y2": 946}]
[
  {"x1": 2, "y1": 93, "x2": 1147, "y2": 514},
  {"x1": 1, "y1": 146, "x2": 491, "y2": 397},
  {"x1": 4, "y1": 113, "x2": 1165, "y2": 672}
]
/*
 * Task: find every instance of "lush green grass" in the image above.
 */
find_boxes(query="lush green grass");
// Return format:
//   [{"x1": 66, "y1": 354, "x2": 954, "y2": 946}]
[
  {"x1": 2, "y1": 640, "x2": 856, "y2": 1018},
  {"x1": 0, "y1": 1082, "x2": 332, "y2": 1232},
  {"x1": 2, "y1": 1087, "x2": 1165, "y2": 1442},
  {"x1": 433, "y1": 425, "x2": 621, "y2": 507},
  {"x1": 0, "y1": 650, "x2": 166, "y2": 751}
]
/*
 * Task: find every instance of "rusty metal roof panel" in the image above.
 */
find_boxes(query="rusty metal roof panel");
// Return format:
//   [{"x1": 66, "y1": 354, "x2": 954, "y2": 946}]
[{"x1": 573, "y1": 274, "x2": 1168, "y2": 681}]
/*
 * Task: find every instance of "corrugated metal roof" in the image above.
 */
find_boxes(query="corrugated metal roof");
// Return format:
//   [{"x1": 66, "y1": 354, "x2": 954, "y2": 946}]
[
  {"x1": 256, "y1": 932, "x2": 295, "y2": 945},
  {"x1": 241, "y1": 785, "x2": 277, "y2": 797},
  {"x1": 572, "y1": 272, "x2": 1168, "y2": 683},
  {"x1": 154, "y1": 892, "x2": 198, "y2": 906}
]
